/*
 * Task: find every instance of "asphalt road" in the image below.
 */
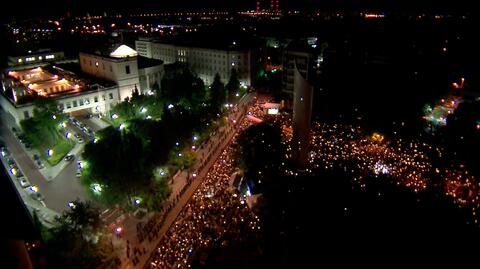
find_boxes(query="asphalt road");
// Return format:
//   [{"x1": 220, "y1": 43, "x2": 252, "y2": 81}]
[{"x1": 0, "y1": 110, "x2": 88, "y2": 214}]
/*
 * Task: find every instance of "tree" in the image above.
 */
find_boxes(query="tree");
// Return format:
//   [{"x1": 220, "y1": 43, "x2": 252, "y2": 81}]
[
  {"x1": 160, "y1": 65, "x2": 207, "y2": 111},
  {"x1": 63, "y1": 199, "x2": 102, "y2": 235},
  {"x1": 209, "y1": 73, "x2": 227, "y2": 114},
  {"x1": 40, "y1": 201, "x2": 104, "y2": 269},
  {"x1": 82, "y1": 127, "x2": 154, "y2": 208},
  {"x1": 226, "y1": 68, "x2": 240, "y2": 103}
]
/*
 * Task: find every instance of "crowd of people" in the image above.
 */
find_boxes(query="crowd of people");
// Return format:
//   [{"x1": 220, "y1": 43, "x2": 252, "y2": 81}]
[
  {"x1": 146, "y1": 97, "x2": 263, "y2": 269},
  {"x1": 308, "y1": 122, "x2": 480, "y2": 224},
  {"x1": 141, "y1": 93, "x2": 480, "y2": 268}
]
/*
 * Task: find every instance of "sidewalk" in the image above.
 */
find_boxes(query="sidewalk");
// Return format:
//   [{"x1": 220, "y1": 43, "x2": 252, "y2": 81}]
[
  {"x1": 116, "y1": 93, "x2": 255, "y2": 269},
  {"x1": 38, "y1": 141, "x2": 84, "y2": 181}
]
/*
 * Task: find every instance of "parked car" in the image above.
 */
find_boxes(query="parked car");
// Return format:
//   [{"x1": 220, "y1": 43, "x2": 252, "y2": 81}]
[
  {"x1": 64, "y1": 154, "x2": 75, "y2": 162},
  {"x1": 19, "y1": 178, "x2": 31, "y2": 188},
  {"x1": 31, "y1": 192, "x2": 45, "y2": 202},
  {"x1": 15, "y1": 169, "x2": 24, "y2": 178},
  {"x1": 8, "y1": 159, "x2": 18, "y2": 170},
  {"x1": 36, "y1": 160, "x2": 45, "y2": 169},
  {"x1": 1, "y1": 146, "x2": 9, "y2": 157}
]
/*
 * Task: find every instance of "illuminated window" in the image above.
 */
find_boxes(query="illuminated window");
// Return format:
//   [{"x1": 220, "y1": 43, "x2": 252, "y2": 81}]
[
  {"x1": 45, "y1": 55, "x2": 55, "y2": 59},
  {"x1": 95, "y1": 61, "x2": 99, "y2": 67},
  {"x1": 26, "y1": 57, "x2": 35, "y2": 62},
  {"x1": 18, "y1": 59, "x2": 23, "y2": 63}
]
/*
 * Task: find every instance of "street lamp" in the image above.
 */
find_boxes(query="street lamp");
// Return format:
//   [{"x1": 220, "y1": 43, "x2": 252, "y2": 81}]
[{"x1": 47, "y1": 149, "x2": 54, "y2": 157}]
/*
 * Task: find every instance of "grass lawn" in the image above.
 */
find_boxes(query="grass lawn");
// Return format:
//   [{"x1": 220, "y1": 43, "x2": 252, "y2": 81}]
[{"x1": 41, "y1": 138, "x2": 75, "y2": 166}]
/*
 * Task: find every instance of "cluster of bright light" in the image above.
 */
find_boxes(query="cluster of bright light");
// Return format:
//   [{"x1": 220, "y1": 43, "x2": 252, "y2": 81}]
[
  {"x1": 374, "y1": 161, "x2": 391, "y2": 175},
  {"x1": 91, "y1": 183, "x2": 103, "y2": 195},
  {"x1": 423, "y1": 95, "x2": 462, "y2": 128}
]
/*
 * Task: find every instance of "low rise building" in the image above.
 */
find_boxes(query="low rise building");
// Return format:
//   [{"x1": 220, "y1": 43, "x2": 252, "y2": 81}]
[
  {"x1": 8, "y1": 49, "x2": 65, "y2": 69},
  {"x1": 80, "y1": 44, "x2": 163, "y2": 100},
  {"x1": 1, "y1": 65, "x2": 119, "y2": 125}
]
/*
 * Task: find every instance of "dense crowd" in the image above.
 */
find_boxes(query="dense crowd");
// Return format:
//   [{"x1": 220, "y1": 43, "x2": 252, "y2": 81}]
[
  {"x1": 143, "y1": 93, "x2": 480, "y2": 269},
  {"x1": 145, "y1": 97, "x2": 262, "y2": 268},
  {"x1": 308, "y1": 122, "x2": 480, "y2": 224}
]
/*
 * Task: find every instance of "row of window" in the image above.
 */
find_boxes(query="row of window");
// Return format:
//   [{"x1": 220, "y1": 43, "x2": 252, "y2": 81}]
[
  {"x1": 17, "y1": 54, "x2": 55, "y2": 63},
  {"x1": 59, "y1": 93, "x2": 114, "y2": 110}
]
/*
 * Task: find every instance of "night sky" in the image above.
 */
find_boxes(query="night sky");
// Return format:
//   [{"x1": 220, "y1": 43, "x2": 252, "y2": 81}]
[{"x1": 3, "y1": 0, "x2": 475, "y2": 18}]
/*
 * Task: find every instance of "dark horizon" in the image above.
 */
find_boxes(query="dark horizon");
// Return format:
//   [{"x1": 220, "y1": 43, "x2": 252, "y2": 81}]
[{"x1": 2, "y1": 0, "x2": 475, "y2": 19}]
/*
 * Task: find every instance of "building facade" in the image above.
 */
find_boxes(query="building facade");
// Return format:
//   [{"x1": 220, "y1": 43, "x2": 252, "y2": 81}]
[
  {"x1": 80, "y1": 45, "x2": 163, "y2": 100},
  {"x1": 135, "y1": 38, "x2": 251, "y2": 86},
  {"x1": 79, "y1": 52, "x2": 140, "y2": 101},
  {"x1": 8, "y1": 50, "x2": 65, "y2": 68},
  {"x1": 1, "y1": 66, "x2": 120, "y2": 125}
]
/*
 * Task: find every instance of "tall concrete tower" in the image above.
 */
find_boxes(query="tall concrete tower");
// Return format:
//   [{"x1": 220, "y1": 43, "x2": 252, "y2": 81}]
[{"x1": 292, "y1": 61, "x2": 314, "y2": 168}]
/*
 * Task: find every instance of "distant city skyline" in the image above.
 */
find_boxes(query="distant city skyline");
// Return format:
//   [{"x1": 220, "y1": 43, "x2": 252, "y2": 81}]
[{"x1": 2, "y1": 0, "x2": 474, "y2": 18}]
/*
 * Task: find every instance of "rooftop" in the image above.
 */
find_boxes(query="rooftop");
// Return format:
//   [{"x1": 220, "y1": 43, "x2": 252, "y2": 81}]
[
  {"x1": 4, "y1": 64, "x2": 116, "y2": 105},
  {"x1": 110, "y1": 45, "x2": 138, "y2": 58},
  {"x1": 138, "y1": 56, "x2": 164, "y2": 69}
]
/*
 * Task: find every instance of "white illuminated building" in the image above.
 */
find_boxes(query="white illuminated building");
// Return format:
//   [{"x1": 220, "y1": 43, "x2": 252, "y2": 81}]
[
  {"x1": 135, "y1": 38, "x2": 251, "y2": 86},
  {"x1": 1, "y1": 66, "x2": 119, "y2": 125},
  {"x1": 80, "y1": 44, "x2": 163, "y2": 101}
]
